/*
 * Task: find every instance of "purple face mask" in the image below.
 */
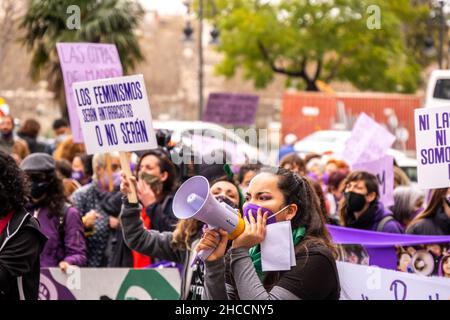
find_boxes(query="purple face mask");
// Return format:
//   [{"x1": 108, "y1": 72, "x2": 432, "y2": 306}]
[
  {"x1": 243, "y1": 203, "x2": 290, "y2": 225},
  {"x1": 71, "y1": 170, "x2": 84, "y2": 182}
]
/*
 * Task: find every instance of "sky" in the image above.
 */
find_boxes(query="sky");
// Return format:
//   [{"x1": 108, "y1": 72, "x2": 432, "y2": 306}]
[{"x1": 138, "y1": 0, "x2": 187, "y2": 16}]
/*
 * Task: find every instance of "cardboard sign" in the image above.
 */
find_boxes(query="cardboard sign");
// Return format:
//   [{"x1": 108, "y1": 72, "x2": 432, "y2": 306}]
[
  {"x1": 57, "y1": 43, "x2": 123, "y2": 142},
  {"x1": 203, "y1": 93, "x2": 259, "y2": 126},
  {"x1": 415, "y1": 106, "x2": 450, "y2": 189},
  {"x1": 72, "y1": 74, "x2": 157, "y2": 154},
  {"x1": 343, "y1": 113, "x2": 396, "y2": 164},
  {"x1": 352, "y1": 155, "x2": 395, "y2": 207}
]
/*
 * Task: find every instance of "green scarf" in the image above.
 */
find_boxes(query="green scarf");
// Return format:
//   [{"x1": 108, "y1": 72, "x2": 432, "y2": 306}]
[{"x1": 249, "y1": 226, "x2": 305, "y2": 279}]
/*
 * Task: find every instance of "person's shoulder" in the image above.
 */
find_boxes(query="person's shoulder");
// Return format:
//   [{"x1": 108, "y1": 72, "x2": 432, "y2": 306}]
[
  {"x1": 65, "y1": 206, "x2": 81, "y2": 219},
  {"x1": 14, "y1": 210, "x2": 47, "y2": 245},
  {"x1": 296, "y1": 244, "x2": 336, "y2": 264},
  {"x1": 382, "y1": 217, "x2": 404, "y2": 233},
  {"x1": 72, "y1": 183, "x2": 94, "y2": 197},
  {"x1": 406, "y1": 218, "x2": 436, "y2": 235}
]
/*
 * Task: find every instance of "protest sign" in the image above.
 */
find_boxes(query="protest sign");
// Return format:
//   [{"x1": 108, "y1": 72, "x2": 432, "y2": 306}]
[
  {"x1": 72, "y1": 74, "x2": 157, "y2": 203},
  {"x1": 57, "y1": 43, "x2": 123, "y2": 142},
  {"x1": 343, "y1": 113, "x2": 396, "y2": 164},
  {"x1": 39, "y1": 268, "x2": 181, "y2": 300},
  {"x1": 337, "y1": 261, "x2": 450, "y2": 300},
  {"x1": 203, "y1": 92, "x2": 259, "y2": 126},
  {"x1": 352, "y1": 155, "x2": 394, "y2": 207},
  {"x1": 72, "y1": 74, "x2": 157, "y2": 154},
  {"x1": 415, "y1": 106, "x2": 450, "y2": 189}
]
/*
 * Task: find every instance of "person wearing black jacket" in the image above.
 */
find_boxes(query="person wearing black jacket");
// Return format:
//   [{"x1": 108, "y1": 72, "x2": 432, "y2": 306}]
[
  {"x1": 407, "y1": 187, "x2": 450, "y2": 235},
  {"x1": 0, "y1": 151, "x2": 46, "y2": 300},
  {"x1": 135, "y1": 149, "x2": 178, "y2": 232},
  {"x1": 99, "y1": 189, "x2": 133, "y2": 267}
]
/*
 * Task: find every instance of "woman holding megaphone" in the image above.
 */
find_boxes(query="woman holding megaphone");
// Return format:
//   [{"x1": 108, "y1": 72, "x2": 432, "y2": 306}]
[
  {"x1": 197, "y1": 168, "x2": 341, "y2": 300},
  {"x1": 120, "y1": 171, "x2": 243, "y2": 300}
]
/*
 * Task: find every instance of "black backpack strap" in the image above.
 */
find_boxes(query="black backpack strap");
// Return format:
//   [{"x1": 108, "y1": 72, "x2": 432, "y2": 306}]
[
  {"x1": 58, "y1": 203, "x2": 71, "y2": 244},
  {"x1": 377, "y1": 215, "x2": 394, "y2": 232}
]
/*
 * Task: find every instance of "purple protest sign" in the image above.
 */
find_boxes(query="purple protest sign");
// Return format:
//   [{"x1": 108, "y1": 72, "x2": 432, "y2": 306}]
[
  {"x1": 203, "y1": 93, "x2": 259, "y2": 126},
  {"x1": 352, "y1": 155, "x2": 395, "y2": 207},
  {"x1": 57, "y1": 43, "x2": 123, "y2": 142},
  {"x1": 343, "y1": 113, "x2": 396, "y2": 164}
]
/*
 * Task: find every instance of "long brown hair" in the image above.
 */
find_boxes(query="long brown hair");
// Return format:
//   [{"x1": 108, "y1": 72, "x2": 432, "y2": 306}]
[
  {"x1": 407, "y1": 188, "x2": 448, "y2": 229},
  {"x1": 171, "y1": 218, "x2": 203, "y2": 250}
]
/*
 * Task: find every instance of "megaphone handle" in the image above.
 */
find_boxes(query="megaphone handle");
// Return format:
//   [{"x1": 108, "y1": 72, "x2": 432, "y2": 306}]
[{"x1": 198, "y1": 247, "x2": 215, "y2": 262}]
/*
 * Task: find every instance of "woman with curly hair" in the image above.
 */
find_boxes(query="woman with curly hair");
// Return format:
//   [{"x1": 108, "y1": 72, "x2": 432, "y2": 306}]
[
  {"x1": 0, "y1": 151, "x2": 46, "y2": 300},
  {"x1": 20, "y1": 153, "x2": 87, "y2": 272}
]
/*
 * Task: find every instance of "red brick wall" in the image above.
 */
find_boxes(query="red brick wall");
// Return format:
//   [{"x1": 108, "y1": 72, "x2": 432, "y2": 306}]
[{"x1": 281, "y1": 91, "x2": 423, "y2": 152}]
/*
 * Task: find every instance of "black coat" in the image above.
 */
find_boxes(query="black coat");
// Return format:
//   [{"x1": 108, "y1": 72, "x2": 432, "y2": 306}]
[
  {"x1": 0, "y1": 208, "x2": 47, "y2": 300},
  {"x1": 406, "y1": 206, "x2": 450, "y2": 235}
]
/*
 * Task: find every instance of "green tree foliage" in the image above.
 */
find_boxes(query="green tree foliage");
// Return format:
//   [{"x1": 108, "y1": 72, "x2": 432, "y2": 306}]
[
  {"x1": 20, "y1": 0, "x2": 144, "y2": 115},
  {"x1": 207, "y1": 0, "x2": 430, "y2": 93}
]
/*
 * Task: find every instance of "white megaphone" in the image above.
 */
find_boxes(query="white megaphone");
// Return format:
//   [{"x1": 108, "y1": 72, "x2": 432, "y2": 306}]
[
  {"x1": 411, "y1": 250, "x2": 435, "y2": 276},
  {"x1": 172, "y1": 175, "x2": 245, "y2": 262}
]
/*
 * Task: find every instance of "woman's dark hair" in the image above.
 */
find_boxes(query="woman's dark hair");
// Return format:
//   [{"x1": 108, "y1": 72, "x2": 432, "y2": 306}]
[
  {"x1": 280, "y1": 153, "x2": 306, "y2": 174},
  {"x1": 136, "y1": 148, "x2": 178, "y2": 195},
  {"x1": 237, "y1": 164, "x2": 262, "y2": 184},
  {"x1": 261, "y1": 167, "x2": 335, "y2": 254},
  {"x1": 0, "y1": 151, "x2": 29, "y2": 216},
  {"x1": 18, "y1": 118, "x2": 41, "y2": 139},
  {"x1": 408, "y1": 188, "x2": 448, "y2": 230},
  {"x1": 338, "y1": 171, "x2": 379, "y2": 227},
  {"x1": 56, "y1": 159, "x2": 73, "y2": 179},
  {"x1": 309, "y1": 178, "x2": 328, "y2": 222},
  {"x1": 52, "y1": 118, "x2": 68, "y2": 130},
  {"x1": 327, "y1": 170, "x2": 348, "y2": 192},
  {"x1": 74, "y1": 153, "x2": 93, "y2": 177},
  {"x1": 239, "y1": 167, "x2": 336, "y2": 291},
  {"x1": 27, "y1": 169, "x2": 67, "y2": 217}
]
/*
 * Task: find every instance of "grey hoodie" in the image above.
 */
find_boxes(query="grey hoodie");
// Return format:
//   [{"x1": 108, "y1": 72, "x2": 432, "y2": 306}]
[{"x1": 119, "y1": 197, "x2": 200, "y2": 299}]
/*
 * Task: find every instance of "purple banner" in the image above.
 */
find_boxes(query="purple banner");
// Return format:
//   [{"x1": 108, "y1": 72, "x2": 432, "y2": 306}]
[
  {"x1": 328, "y1": 225, "x2": 450, "y2": 271},
  {"x1": 57, "y1": 43, "x2": 123, "y2": 142},
  {"x1": 203, "y1": 93, "x2": 259, "y2": 126},
  {"x1": 327, "y1": 225, "x2": 450, "y2": 247}
]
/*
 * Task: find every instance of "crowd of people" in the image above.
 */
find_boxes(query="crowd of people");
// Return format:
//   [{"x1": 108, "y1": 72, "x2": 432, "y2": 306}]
[{"x1": 0, "y1": 114, "x2": 449, "y2": 301}]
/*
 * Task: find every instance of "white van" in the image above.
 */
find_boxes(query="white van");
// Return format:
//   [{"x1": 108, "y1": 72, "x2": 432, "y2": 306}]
[{"x1": 424, "y1": 70, "x2": 450, "y2": 108}]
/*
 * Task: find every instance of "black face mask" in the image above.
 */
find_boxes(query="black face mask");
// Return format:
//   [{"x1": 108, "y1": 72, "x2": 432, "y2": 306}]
[
  {"x1": 215, "y1": 195, "x2": 238, "y2": 210},
  {"x1": 30, "y1": 180, "x2": 50, "y2": 200},
  {"x1": 344, "y1": 191, "x2": 367, "y2": 213}
]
